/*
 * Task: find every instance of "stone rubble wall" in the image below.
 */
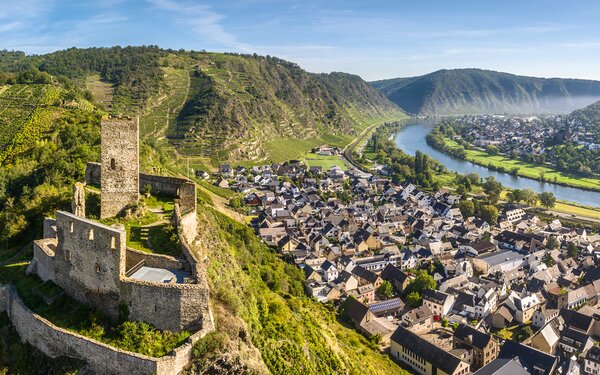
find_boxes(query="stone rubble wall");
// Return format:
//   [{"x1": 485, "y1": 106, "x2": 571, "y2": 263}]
[{"x1": 0, "y1": 284, "x2": 211, "y2": 375}]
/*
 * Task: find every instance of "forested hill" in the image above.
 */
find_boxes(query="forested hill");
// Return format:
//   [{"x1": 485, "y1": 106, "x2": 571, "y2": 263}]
[
  {"x1": 0, "y1": 47, "x2": 405, "y2": 164},
  {"x1": 570, "y1": 99, "x2": 600, "y2": 127},
  {"x1": 371, "y1": 68, "x2": 600, "y2": 115}
]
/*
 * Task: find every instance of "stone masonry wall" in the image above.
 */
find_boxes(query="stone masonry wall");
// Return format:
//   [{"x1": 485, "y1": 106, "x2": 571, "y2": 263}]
[
  {"x1": 53, "y1": 211, "x2": 126, "y2": 317},
  {"x1": 85, "y1": 162, "x2": 101, "y2": 185},
  {"x1": 100, "y1": 117, "x2": 140, "y2": 218},
  {"x1": 125, "y1": 248, "x2": 182, "y2": 272},
  {"x1": 120, "y1": 279, "x2": 207, "y2": 332},
  {"x1": 139, "y1": 174, "x2": 189, "y2": 197},
  {"x1": 0, "y1": 285, "x2": 211, "y2": 375}
]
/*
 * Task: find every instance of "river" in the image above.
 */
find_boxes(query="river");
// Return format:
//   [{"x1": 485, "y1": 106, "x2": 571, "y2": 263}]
[{"x1": 394, "y1": 122, "x2": 600, "y2": 207}]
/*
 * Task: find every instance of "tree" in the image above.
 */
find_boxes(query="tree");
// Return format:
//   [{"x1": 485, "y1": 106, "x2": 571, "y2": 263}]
[
  {"x1": 458, "y1": 200, "x2": 475, "y2": 218},
  {"x1": 567, "y1": 242, "x2": 578, "y2": 258},
  {"x1": 483, "y1": 177, "x2": 503, "y2": 204},
  {"x1": 521, "y1": 188, "x2": 538, "y2": 206},
  {"x1": 539, "y1": 192, "x2": 556, "y2": 209},
  {"x1": 486, "y1": 145, "x2": 499, "y2": 156},
  {"x1": 405, "y1": 270, "x2": 436, "y2": 296},
  {"x1": 376, "y1": 280, "x2": 394, "y2": 299},
  {"x1": 479, "y1": 205, "x2": 498, "y2": 225},
  {"x1": 547, "y1": 235, "x2": 558, "y2": 250},
  {"x1": 507, "y1": 189, "x2": 524, "y2": 204},
  {"x1": 406, "y1": 291, "x2": 421, "y2": 307}
]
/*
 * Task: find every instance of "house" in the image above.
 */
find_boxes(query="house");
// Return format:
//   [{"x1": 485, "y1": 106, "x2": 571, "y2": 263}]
[
  {"x1": 368, "y1": 298, "x2": 405, "y2": 318},
  {"x1": 460, "y1": 240, "x2": 497, "y2": 257},
  {"x1": 453, "y1": 323, "x2": 499, "y2": 371},
  {"x1": 402, "y1": 305, "x2": 433, "y2": 333},
  {"x1": 423, "y1": 289, "x2": 455, "y2": 318},
  {"x1": 390, "y1": 326, "x2": 470, "y2": 375},
  {"x1": 529, "y1": 318, "x2": 562, "y2": 354},
  {"x1": 474, "y1": 340, "x2": 557, "y2": 375},
  {"x1": 584, "y1": 345, "x2": 600, "y2": 375},
  {"x1": 558, "y1": 326, "x2": 594, "y2": 354},
  {"x1": 214, "y1": 176, "x2": 229, "y2": 188},
  {"x1": 532, "y1": 307, "x2": 559, "y2": 329},
  {"x1": 380, "y1": 263, "x2": 410, "y2": 293},
  {"x1": 502, "y1": 207, "x2": 525, "y2": 223},
  {"x1": 321, "y1": 260, "x2": 339, "y2": 282}
]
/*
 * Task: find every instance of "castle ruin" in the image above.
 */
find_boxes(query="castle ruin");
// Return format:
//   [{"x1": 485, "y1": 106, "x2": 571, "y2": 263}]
[{"x1": 7, "y1": 116, "x2": 214, "y2": 374}]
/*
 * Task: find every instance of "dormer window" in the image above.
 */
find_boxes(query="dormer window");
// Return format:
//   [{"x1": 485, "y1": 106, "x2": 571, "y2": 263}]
[{"x1": 110, "y1": 158, "x2": 116, "y2": 170}]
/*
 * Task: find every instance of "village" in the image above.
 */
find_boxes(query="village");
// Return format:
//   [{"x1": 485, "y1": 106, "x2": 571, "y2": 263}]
[
  {"x1": 445, "y1": 114, "x2": 600, "y2": 158},
  {"x1": 212, "y1": 157, "x2": 600, "y2": 375}
]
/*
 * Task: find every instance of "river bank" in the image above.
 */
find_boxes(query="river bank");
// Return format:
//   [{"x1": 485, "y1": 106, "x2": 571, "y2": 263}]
[
  {"x1": 393, "y1": 122, "x2": 600, "y2": 207},
  {"x1": 436, "y1": 135, "x2": 600, "y2": 192}
]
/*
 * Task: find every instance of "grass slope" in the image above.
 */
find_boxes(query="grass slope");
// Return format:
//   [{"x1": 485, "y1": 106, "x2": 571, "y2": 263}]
[{"x1": 195, "y1": 205, "x2": 407, "y2": 374}]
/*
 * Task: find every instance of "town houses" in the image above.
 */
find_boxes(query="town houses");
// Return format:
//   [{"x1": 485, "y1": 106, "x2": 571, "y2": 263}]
[{"x1": 216, "y1": 158, "x2": 600, "y2": 374}]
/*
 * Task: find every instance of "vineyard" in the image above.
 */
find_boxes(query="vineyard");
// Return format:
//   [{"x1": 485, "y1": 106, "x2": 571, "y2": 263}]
[{"x1": 0, "y1": 84, "x2": 63, "y2": 163}]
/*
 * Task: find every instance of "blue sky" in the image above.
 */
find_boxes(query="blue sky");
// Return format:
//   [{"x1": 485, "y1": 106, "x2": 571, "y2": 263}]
[{"x1": 1, "y1": 0, "x2": 600, "y2": 81}]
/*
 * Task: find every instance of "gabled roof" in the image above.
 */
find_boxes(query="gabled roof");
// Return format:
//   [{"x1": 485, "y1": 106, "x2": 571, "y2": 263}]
[
  {"x1": 351, "y1": 265, "x2": 379, "y2": 284},
  {"x1": 495, "y1": 340, "x2": 557, "y2": 375},
  {"x1": 391, "y1": 326, "x2": 466, "y2": 374},
  {"x1": 454, "y1": 323, "x2": 493, "y2": 350},
  {"x1": 344, "y1": 297, "x2": 370, "y2": 325}
]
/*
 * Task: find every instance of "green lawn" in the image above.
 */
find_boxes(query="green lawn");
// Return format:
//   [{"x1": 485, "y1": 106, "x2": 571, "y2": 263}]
[
  {"x1": 99, "y1": 194, "x2": 181, "y2": 257},
  {"x1": 304, "y1": 152, "x2": 348, "y2": 170},
  {"x1": 443, "y1": 137, "x2": 600, "y2": 191}
]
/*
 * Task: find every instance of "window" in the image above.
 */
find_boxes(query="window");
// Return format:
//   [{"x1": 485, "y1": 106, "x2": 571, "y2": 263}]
[
  {"x1": 96, "y1": 264, "x2": 102, "y2": 273},
  {"x1": 88, "y1": 228, "x2": 94, "y2": 241},
  {"x1": 110, "y1": 158, "x2": 116, "y2": 170},
  {"x1": 65, "y1": 249, "x2": 71, "y2": 262},
  {"x1": 69, "y1": 221, "x2": 74, "y2": 233},
  {"x1": 110, "y1": 236, "x2": 116, "y2": 249}
]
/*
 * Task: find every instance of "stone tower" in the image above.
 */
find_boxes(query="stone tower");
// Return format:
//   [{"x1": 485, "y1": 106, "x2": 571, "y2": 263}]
[{"x1": 100, "y1": 116, "x2": 140, "y2": 218}]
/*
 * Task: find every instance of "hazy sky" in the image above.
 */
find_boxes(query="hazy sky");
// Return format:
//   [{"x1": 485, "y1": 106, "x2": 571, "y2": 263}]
[{"x1": 2, "y1": 0, "x2": 600, "y2": 81}]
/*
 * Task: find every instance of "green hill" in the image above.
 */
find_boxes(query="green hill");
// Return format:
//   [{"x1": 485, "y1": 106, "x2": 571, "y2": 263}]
[
  {"x1": 372, "y1": 68, "x2": 600, "y2": 115},
  {"x1": 0, "y1": 53, "x2": 408, "y2": 374},
  {"x1": 0, "y1": 47, "x2": 405, "y2": 165}
]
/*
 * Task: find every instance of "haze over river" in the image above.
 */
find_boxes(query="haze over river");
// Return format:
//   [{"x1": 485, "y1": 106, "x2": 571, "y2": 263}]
[{"x1": 394, "y1": 122, "x2": 600, "y2": 207}]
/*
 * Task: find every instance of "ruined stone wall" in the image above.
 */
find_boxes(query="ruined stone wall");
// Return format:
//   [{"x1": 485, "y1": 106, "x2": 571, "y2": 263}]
[
  {"x1": 0, "y1": 284, "x2": 212, "y2": 375},
  {"x1": 120, "y1": 279, "x2": 208, "y2": 332},
  {"x1": 53, "y1": 211, "x2": 126, "y2": 316},
  {"x1": 125, "y1": 248, "x2": 182, "y2": 272},
  {"x1": 85, "y1": 162, "x2": 101, "y2": 186},
  {"x1": 100, "y1": 117, "x2": 140, "y2": 218},
  {"x1": 31, "y1": 239, "x2": 56, "y2": 282},
  {"x1": 177, "y1": 181, "x2": 197, "y2": 215},
  {"x1": 43, "y1": 218, "x2": 57, "y2": 238},
  {"x1": 139, "y1": 174, "x2": 189, "y2": 196}
]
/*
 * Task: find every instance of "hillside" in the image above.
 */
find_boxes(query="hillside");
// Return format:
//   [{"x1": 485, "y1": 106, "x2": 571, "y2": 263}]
[
  {"x1": 0, "y1": 62, "x2": 408, "y2": 374},
  {"x1": 372, "y1": 68, "x2": 600, "y2": 115},
  {"x1": 0, "y1": 48, "x2": 405, "y2": 165},
  {"x1": 570, "y1": 99, "x2": 600, "y2": 128}
]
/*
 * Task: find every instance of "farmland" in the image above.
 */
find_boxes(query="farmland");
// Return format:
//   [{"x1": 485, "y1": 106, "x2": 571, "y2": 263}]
[{"x1": 0, "y1": 84, "x2": 63, "y2": 163}]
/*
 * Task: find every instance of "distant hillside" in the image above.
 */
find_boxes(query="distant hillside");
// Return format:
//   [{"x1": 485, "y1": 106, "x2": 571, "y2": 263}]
[
  {"x1": 372, "y1": 68, "x2": 600, "y2": 115},
  {"x1": 570, "y1": 99, "x2": 600, "y2": 127},
  {"x1": 0, "y1": 47, "x2": 405, "y2": 164}
]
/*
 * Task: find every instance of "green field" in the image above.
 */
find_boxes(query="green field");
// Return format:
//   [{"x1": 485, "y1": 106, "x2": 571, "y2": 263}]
[
  {"x1": 443, "y1": 137, "x2": 600, "y2": 191},
  {"x1": 304, "y1": 152, "x2": 348, "y2": 170}
]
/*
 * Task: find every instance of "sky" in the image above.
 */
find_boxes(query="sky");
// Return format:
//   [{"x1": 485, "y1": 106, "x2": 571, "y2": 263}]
[{"x1": 1, "y1": 0, "x2": 600, "y2": 81}]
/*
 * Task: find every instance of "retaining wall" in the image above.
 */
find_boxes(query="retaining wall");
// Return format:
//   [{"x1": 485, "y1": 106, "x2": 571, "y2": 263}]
[{"x1": 0, "y1": 284, "x2": 210, "y2": 375}]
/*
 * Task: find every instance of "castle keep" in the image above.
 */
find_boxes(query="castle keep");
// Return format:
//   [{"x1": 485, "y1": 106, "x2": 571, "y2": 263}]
[
  {"x1": 100, "y1": 116, "x2": 140, "y2": 218},
  {"x1": 5, "y1": 116, "x2": 214, "y2": 374}
]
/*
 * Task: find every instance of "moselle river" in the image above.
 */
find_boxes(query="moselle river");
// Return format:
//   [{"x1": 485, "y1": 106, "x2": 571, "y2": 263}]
[{"x1": 394, "y1": 122, "x2": 600, "y2": 207}]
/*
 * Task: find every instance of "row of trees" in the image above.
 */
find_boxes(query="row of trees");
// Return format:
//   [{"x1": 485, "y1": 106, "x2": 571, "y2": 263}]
[{"x1": 506, "y1": 188, "x2": 556, "y2": 208}]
